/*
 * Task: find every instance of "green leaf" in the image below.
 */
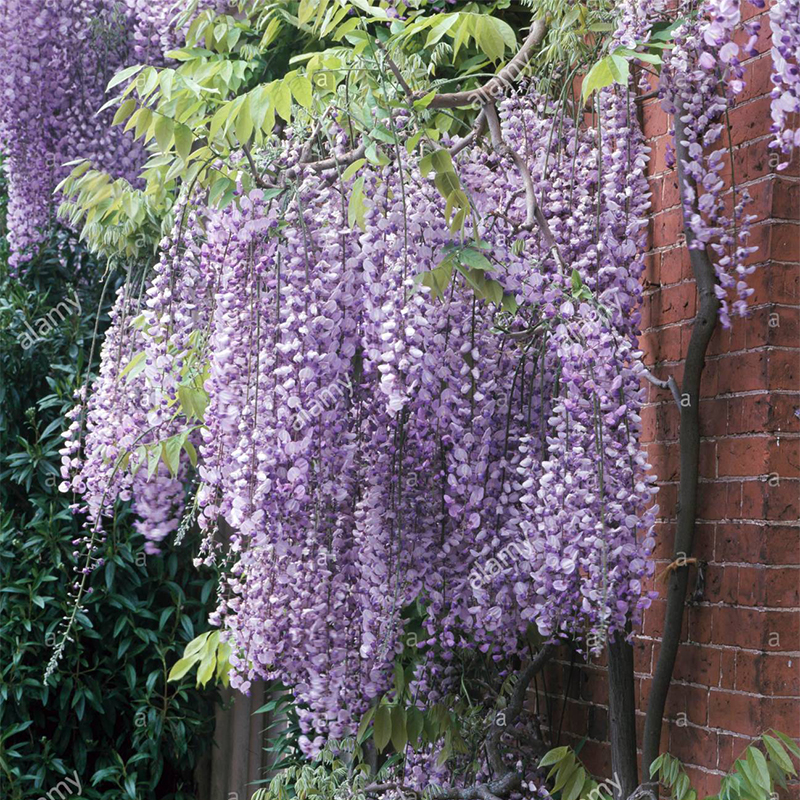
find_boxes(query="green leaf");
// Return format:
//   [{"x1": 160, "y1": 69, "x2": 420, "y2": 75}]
[
  {"x1": 483, "y1": 279, "x2": 503, "y2": 306},
  {"x1": 764, "y1": 736, "x2": 796, "y2": 775},
  {"x1": 425, "y1": 14, "x2": 459, "y2": 47},
  {"x1": 476, "y1": 16, "x2": 505, "y2": 62},
  {"x1": 460, "y1": 248, "x2": 492, "y2": 271},
  {"x1": 250, "y1": 86, "x2": 271, "y2": 131},
  {"x1": 420, "y1": 258, "x2": 453, "y2": 300},
  {"x1": 431, "y1": 149, "x2": 453, "y2": 173},
  {"x1": 393, "y1": 662, "x2": 405, "y2": 696},
  {"x1": 272, "y1": 80, "x2": 292, "y2": 122},
  {"x1": 391, "y1": 704, "x2": 408, "y2": 753},
  {"x1": 452, "y1": 15, "x2": 474, "y2": 60},
  {"x1": 112, "y1": 98, "x2": 137, "y2": 127},
  {"x1": 348, "y1": 176, "x2": 367, "y2": 230},
  {"x1": 501, "y1": 293, "x2": 518, "y2": 314},
  {"x1": 138, "y1": 67, "x2": 159, "y2": 98},
  {"x1": 747, "y1": 747, "x2": 772, "y2": 792},
  {"x1": 650, "y1": 18, "x2": 686, "y2": 42},
  {"x1": 104, "y1": 560, "x2": 116, "y2": 591},
  {"x1": 552, "y1": 754, "x2": 576, "y2": 791},
  {"x1": 298, "y1": 0, "x2": 318, "y2": 26},
  {"x1": 183, "y1": 631, "x2": 211, "y2": 659},
  {"x1": 357, "y1": 706, "x2": 376, "y2": 744},
  {"x1": 160, "y1": 68, "x2": 175, "y2": 100},
  {"x1": 407, "y1": 706, "x2": 424, "y2": 747},
  {"x1": 540, "y1": 746, "x2": 569, "y2": 768},
  {"x1": 154, "y1": 114, "x2": 174, "y2": 153},
  {"x1": 608, "y1": 54, "x2": 631, "y2": 84},
  {"x1": 582, "y1": 57, "x2": 615, "y2": 100},
  {"x1": 107, "y1": 64, "x2": 145, "y2": 91},
  {"x1": 667, "y1": 756, "x2": 680, "y2": 786},
  {"x1": 162, "y1": 434, "x2": 184, "y2": 478},
  {"x1": 119, "y1": 350, "x2": 145, "y2": 381},
  {"x1": 287, "y1": 74, "x2": 313, "y2": 109},
  {"x1": 342, "y1": 158, "x2": 366, "y2": 181},
  {"x1": 552, "y1": 759, "x2": 575, "y2": 793},
  {"x1": 373, "y1": 704, "x2": 391, "y2": 752},
  {"x1": 215, "y1": 640, "x2": 231, "y2": 683},
  {"x1": 414, "y1": 91, "x2": 437, "y2": 110},
  {"x1": 650, "y1": 753, "x2": 665, "y2": 778},
  {"x1": 196, "y1": 631, "x2": 219, "y2": 687},
  {"x1": 174, "y1": 124, "x2": 192, "y2": 162},
  {"x1": 371, "y1": 125, "x2": 397, "y2": 145},
  {"x1": 563, "y1": 766, "x2": 586, "y2": 800},
  {"x1": 436, "y1": 734, "x2": 452, "y2": 766},
  {"x1": 736, "y1": 758, "x2": 763, "y2": 799},
  {"x1": 675, "y1": 772, "x2": 690, "y2": 800},
  {"x1": 450, "y1": 206, "x2": 467, "y2": 233},
  {"x1": 183, "y1": 438, "x2": 198, "y2": 467},
  {"x1": 209, "y1": 102, "x2": 234, "y2": 141},
  {"x1": 235, "y1": 96, "x2": 254, "y2": 145},
  {"x1": 774, "y1": 732, "x2": 800, "y2": 760},
  {"x1": 434, "y1": 171, "x2": 461, "y2": 199},
  {"x1": 168, "y1": 657, "x2": 198, "y2": 682},
  {"x1": 406, "y1": 131, "x2": 424, "y2": 154},
  {"x1": 146, "y1": 444, "x2": 162, "y2": 480},
  {"x1": 419, "y1": 153, "x2": 435, "y2": 178},
  {"x1": 613, "y1": 46, "x2": 662, "y2": 65}
]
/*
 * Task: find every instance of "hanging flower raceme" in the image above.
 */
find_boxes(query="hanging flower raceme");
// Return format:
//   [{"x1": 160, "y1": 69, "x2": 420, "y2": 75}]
[
  {"x1": 659, "y1": 1, "x2": 761, "y2": 327},
  {"x1": 0, "y1": 0, "x2": 219, "y2": 271},
  {"x1": 61, "y1": 82, "x2": 660, "y2": 749},
  {"x1": 769, "y1": 0, "x2": 800, "y2": 165},
  {"x1": 36, "y1": 0, "x2": 800, "y2": 777}
]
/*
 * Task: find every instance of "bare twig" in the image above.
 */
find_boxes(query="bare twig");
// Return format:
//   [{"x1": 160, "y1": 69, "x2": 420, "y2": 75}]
[
  {"x1": 641, "y1": 368, "x2": 681, "y2": 406},
  {"x1": 374, "y1": 39, "x2": 414, "y2": 101},
  {"x1": 633, "y1": 89, "x2": 659, "y2": 104},
  {"x1": 449, "y1": 109, "x2": 487, "y2": 157},
  {"x1": 298, "y1": 119, "x2": 324, "y2": 165},
  {"x1": 303, "y1": 142, "x2": 367, "y2": 173},
  {"x1": 484, "y1": 644, "x2": 554, "y2": 776},
  {"x1": 242, "y1": 142, "x2": 269, "y2": 188},
  {"x1": 266, "y1": 142, "x2": 368, "y2": 187},
  {"x1": 484, "y1": 104, "x2": 566, "y2": 271},
  {"x1": 422, "y1": 19, "x2": 548, "y2": 109}
]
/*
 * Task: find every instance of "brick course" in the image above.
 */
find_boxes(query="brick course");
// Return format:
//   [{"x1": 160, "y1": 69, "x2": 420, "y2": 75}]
[{"x1": 539, "y1": 5, "x2": 800, "y2": 789}]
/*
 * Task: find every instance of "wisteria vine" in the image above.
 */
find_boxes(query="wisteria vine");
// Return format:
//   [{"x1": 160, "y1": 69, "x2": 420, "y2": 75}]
[
  {"x1": 21, "y1": 0, "x2": 796, "y2": 783},
  {"x1": 0, "y1": 0, "x2": 223, "y2": 271}
]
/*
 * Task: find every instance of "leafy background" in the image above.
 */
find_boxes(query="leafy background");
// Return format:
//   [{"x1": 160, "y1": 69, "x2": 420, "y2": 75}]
[{"x1": 0, "y1": 164, "x2": 220, "y2": 800}]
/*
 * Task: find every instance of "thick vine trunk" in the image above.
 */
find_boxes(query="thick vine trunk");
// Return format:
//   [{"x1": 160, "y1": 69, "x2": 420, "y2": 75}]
[
  {"x1": 607, "y1": 632, "x2": 638, "y2": 799},
  {"x1": 639, "y1": 114, "x2": 720, "y2": 779}
]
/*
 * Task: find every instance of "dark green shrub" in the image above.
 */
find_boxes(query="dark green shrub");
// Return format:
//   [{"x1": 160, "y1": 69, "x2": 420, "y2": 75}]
[{"x1": 0, "y1": 168, "x2": 218, "y2": 799}]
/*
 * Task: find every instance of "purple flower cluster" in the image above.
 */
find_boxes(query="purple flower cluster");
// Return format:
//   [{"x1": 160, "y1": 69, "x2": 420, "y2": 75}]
[
  {"x1": 123, "y1": 0, "x2": 230, "y2": 62},
  {"x1": 54, "y1": 0, "x2": 800, "y2": 768},
  {"x1": 63, "y1": 87, "x2": 659, "y2": 750},
  {"x1": 0, "y1": 0, "x2": 220, "y2": 271},
  {"x1": 659, "y1": 0, "x2": 762, "y2": 326},
  {"x1": 769, "y1": 0, "x2": 800, "y2": 164},
  {"x1": 60, "y1": 287, "x2": 153, "y2": 570}
]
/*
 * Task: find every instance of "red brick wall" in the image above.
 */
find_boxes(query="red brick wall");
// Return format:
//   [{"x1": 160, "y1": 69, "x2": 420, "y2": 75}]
[{"x1": 541, "y1": 4, "x2": 800, "y2": 793}]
